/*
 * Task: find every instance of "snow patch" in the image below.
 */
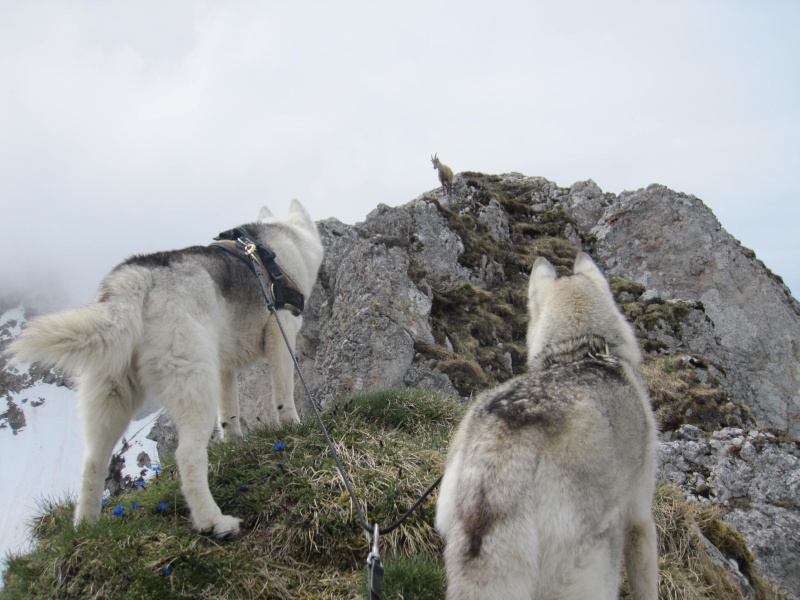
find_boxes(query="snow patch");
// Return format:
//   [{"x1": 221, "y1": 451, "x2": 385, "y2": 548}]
[{"x1": 0, "y1": 383, "x2": 160, "y2": 586}]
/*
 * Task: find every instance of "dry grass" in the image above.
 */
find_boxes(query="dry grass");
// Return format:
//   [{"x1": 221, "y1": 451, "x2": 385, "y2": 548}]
[
  {"x1": 2, "y1": 392, "x2": 790, "y2": 600},
  {"x1": 639, "y1": 355, "x2": 753, "y2": 432}
]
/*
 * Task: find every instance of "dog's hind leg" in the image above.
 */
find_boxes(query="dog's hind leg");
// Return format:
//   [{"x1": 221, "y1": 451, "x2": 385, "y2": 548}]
[
  {"x1": 624, "y1": 515, "x2": 659, "y2": 600},
  {"x1": 218, "y1": 369, "x2": 243, "y2": 440},
  {"x1": 556, "y1": 543, "x2": 621, "y2": 600},
  {"x1": 264, "y1": 312, "x2": 301, "y2": 425},
  {"x1": 74, "y1": 372, "x2": 142, "y2": 526}
]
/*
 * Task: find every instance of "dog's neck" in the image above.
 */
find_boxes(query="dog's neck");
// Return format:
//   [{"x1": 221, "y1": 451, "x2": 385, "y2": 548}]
[{"x1": 530, "y1": 334, "x2": 621, "y2": 370}]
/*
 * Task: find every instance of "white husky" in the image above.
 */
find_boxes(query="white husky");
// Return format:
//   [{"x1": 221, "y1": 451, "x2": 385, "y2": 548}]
[
  {"x1": 8, "y1": 200, "x2": 324, "y2": 538},
  {"x1": 436, "y1": 252, "x2": 658, "y2": 599}
]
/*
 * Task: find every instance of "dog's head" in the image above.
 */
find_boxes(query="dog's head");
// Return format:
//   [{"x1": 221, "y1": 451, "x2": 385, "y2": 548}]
[
  {"x1": 254, "y1": 200, "x2": 324, "y2": 295},
  {"x1": 526, "y1": 252, "x2": 641, "y2": 369}
]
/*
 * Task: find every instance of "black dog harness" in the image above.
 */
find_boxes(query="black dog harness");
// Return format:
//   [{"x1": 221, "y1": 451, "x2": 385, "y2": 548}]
[{"x1": 211, "y1": 227, "x2": 305, "y2": 316}]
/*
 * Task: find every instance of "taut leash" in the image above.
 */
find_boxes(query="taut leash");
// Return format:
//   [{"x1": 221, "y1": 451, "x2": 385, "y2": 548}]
[{"x1": 223, "y1": 234, "x2": 443, "y2": 598}]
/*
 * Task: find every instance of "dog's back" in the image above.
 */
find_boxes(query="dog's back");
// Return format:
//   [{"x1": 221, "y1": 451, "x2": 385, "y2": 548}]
[
  {"x1": 7, "y1": 201, "x2": 324, "y2": 539},
  {"x1": 436, "y1": 253, "x2": 658, "y2": 600}
]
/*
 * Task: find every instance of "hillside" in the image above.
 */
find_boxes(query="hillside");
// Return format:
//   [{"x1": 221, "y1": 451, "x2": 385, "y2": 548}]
[
  {"x1": 2, "y1": 172, "x2": 798, "y2": 598},
  {"x1": 0, "y1": 389, "x2": 789, "y2": 599}
]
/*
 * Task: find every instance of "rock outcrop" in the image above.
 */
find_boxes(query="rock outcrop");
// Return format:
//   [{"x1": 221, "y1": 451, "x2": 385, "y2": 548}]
[
  {"x1": 590, "y1": 184, "x2": 800, "y2": 437},
  {"x1": 660, "y1": 424, "x2": 800, "y2": 597},
  {"x1": 10, "y1": 172, "x2": 793, "y2": 595}
]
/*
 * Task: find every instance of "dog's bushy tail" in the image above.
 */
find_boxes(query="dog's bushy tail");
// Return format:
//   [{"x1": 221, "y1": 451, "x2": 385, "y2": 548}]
[{"x1": 8, "y1": 271, "x2": 149, "y2": 377}]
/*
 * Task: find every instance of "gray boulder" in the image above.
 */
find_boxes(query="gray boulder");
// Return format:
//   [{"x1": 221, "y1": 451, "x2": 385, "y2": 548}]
[
  {"x1": 659, "y1": 425, "x2": 800, "y2": 598},
  {"x1": 591, "y1": 185, "x2": 800, "y2": 437}
]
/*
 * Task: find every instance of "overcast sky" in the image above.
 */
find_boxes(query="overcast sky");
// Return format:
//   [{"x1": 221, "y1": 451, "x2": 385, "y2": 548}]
[{"x1": 1, "y1": 0, "x2": 798, "y2": 308}]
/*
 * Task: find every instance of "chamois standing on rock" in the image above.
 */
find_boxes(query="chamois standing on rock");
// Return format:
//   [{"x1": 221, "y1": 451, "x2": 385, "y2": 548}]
[{"x1": 431, "y1": 153, "x2": 454, "y2": 196}]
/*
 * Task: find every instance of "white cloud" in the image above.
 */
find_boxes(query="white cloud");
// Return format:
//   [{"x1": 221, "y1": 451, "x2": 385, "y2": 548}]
[{"x1": 0, "y1": 0, "x2": 797, "y2": 304}]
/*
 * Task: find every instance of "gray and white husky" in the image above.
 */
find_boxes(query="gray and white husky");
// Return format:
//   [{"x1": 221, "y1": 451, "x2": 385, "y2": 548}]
[
  {"x1": 436, "y1": 252, "x2": 658, "y2": 599},
  {"x1": 9, "y1": 200, "x2": 323, "y2": 538}
]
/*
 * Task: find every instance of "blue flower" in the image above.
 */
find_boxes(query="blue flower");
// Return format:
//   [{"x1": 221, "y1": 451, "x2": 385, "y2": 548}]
[
  {"x1": 136, "y1": 480, "x2": 145, "y2": 489},
  {"x1": 273, "y1": 442, "x2": 286, "y2": 451},
  {"x1": 101, "y1": 498, "x2": 109, "y2": 506},
  {"x1": 161, "y1": 567, "x2": 170, "y2": 576},
  {"x1": 157, "y1": 502, "x2": 169, "y2": 512},
  {"x1": 238, "y1": 485, "x2": 248, "y2": 492},
  {"x1": 152, "y1": 466, "x2": 162, "y2": 472},
  {"x1": 132, "y1": 502, "x2": 140, "y2": 510},
  {"x1": 277, "y1": 463, "x2": 284, "y2": 471},
  {"x1": 112, "y1": 504, "x2": 125, "y2": 517}
]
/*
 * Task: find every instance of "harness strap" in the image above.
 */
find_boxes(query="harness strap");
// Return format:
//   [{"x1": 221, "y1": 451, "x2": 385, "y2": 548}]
[
  {"x1": 210, "y1": 236, "x2": 305, "y2": 316},
  {"x1": 539, "y1": 334, "x2": 620, "y2": 369}
]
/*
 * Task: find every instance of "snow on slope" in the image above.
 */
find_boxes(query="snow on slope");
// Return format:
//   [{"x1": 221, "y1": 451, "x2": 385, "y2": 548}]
[{"x1": 0, "y1": 305, "x2": 160, "y2": 586}]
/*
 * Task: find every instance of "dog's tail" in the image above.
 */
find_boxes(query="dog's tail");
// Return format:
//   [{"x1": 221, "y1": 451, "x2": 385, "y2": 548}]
[{"x1": 7, "y1": 270, "x2": 149, "y2": 377}]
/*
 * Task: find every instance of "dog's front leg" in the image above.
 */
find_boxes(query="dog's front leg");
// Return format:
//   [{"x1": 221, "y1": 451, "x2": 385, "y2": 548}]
[
  {"x1": 218, "y1": 369, "x2": 243, "y2": 439},
  {"x1": 264, "y1": 312, "x2": 301, "y2": 425}
]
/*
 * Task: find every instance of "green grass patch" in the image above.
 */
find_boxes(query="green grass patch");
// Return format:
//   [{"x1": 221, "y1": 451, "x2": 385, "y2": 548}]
[
  {"x1": 0, "y1": 392, "x2": 786, "y2": 600},
  {"x1": 1, "y1": 389, "x2": 460, "y2": 599}
]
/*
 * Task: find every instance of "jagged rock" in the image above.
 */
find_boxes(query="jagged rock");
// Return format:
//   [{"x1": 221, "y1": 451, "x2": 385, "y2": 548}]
[
  {"x1": 0, "y1": 399, "x2": 26, "y2": 434},
  {"x1": 563, "y1": 179, "x2": 614, "y2": 235},
  {"x1": 592, "y1": 185, "x2": 800, "y2": 437},
  {"x1": 700, "y1": 530, "x2": 756, "y2": 598},
  {"x1": 146, "y1": 413, "x2": 179, "y2": 461},
  {"x1": 54, "y1": 172, "x2": 794, "y2": 595},
  {"x1": 136, "y1": 451, "x2": 152, "y2": 470},
  {"x1": 659, "y1": 425, "x2": 800, "y2": 597},
  {"x1": 477, "y1": 199, "x2": 511, "y2": 243}
]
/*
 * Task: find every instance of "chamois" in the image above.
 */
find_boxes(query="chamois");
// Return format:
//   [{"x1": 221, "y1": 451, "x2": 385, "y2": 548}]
[{"x1": 431, "y1": 153, "x2": 454, "y2": 196}]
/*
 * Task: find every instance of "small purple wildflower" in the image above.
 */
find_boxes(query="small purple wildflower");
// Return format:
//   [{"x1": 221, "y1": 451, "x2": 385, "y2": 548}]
[
  {"x1": 161, "y1": 566, "x2": 170, "y2": 576},
  {"x1": 273, "y1": 442, "x2": 286, "y2": 451},
  {"x1": 132, "y1": 502, "x2": 140, "y2": 510},
  {"x1": 112, "y1": 504, "x2": 125, "y2": 517},
  {"x1": 101, "y1": 498, "x2": 109, "y2": 506},
  {"x1": 157, "y1": 502, "x2": 169, "y2": 512}
]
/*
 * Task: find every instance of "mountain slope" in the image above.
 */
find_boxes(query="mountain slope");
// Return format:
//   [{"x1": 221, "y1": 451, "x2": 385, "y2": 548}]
[
  {"x1": 0, "y1": 306, "x2": 159, "y2": 587},
  {"x1": 2, "y1": 172, "x2": 798, "y2": 597}
]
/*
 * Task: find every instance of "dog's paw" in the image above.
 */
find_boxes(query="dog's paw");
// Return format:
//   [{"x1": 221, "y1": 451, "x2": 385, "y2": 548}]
[{"x1": 210, "y1": 515, "x2": 241, "y2": 539}]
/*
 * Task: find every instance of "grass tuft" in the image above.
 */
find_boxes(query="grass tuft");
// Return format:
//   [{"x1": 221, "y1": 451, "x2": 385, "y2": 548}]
[{"x1": 1, "y1": 392, "x2": 788, "y2": 599}]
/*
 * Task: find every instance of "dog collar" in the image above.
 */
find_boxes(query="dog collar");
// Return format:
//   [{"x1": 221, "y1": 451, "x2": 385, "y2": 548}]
[
  {"x1": 538, "y1": 335, "x2": 621, "y2": 369},
  {"x1": 210, "y1": 230, "x2": 305, "y2": 316}
]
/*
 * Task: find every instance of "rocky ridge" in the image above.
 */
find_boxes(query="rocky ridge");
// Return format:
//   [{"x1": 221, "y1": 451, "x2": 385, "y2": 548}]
[
  {"x1": 256, "y1": 172, "x2": 796, "y2": 598},
  {"x1": 5, "y1": 173, "x2": 798, "y2": 597}
]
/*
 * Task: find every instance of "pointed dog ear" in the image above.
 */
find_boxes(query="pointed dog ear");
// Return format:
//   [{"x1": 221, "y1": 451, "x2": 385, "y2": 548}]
[
  {"x1": 528, "y1": 257, "x2": 557, "y2": 322},
  {"x1": 258, "y1": 206, "x2": 275, "y2": 221},
  {"x1": 573, "y1": 252, "x2": 614, "y2": 298},
  {"x1": 531, "y1": 256, "x2": 557, "y2": 283},
  {"x1": 287, "y1": 199, "x2": 315, "y2": 230}
]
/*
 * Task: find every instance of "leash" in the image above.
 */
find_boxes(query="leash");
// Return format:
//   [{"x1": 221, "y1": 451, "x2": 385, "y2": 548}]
[{"x1": 228, "y1": 234, "x2": 442, "y2": 598}]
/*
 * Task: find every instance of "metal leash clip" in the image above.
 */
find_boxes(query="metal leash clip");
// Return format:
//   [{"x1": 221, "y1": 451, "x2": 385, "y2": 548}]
[
  {"x1": 367, "y1": 523, "x2": 384, "y2": 600},
  {"x1": 235, "y1": 236, "x2": 258, "y2": 260}
]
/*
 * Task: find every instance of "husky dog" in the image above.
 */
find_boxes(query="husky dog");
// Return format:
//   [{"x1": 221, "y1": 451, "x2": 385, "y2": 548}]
[
  {"x1": 8, "y1": 200, "x2": 323, "y2": 538},
  {"x1": 436, "y1": 253, "x2": 658, "y2": 599}
]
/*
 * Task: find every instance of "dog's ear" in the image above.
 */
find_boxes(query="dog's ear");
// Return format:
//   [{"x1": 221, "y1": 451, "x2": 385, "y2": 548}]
[
  {"x1": 287, "y1": 199, "x2": 316, "y2": 231},
  {"x1": 573, "y1": 252, "x2": 613, "y2": 298},
  {"x1": 528, "y1": 257, "x2": 556, "y2": 323},
  {"x1": 258, "y1": 206, "x2": 275, "y2": 221}
]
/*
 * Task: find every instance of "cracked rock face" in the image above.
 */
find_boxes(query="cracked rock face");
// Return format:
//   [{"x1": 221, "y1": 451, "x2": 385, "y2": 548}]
[
  {"x1": 592, "y1": 185, "x2": 800, "y2": 437},
  {"x1": 659, "y1": 425, "x2": 800, "y2": 598},
  {"x1": 136, "y1": 173, "x2": 799, "y2": 596}
]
